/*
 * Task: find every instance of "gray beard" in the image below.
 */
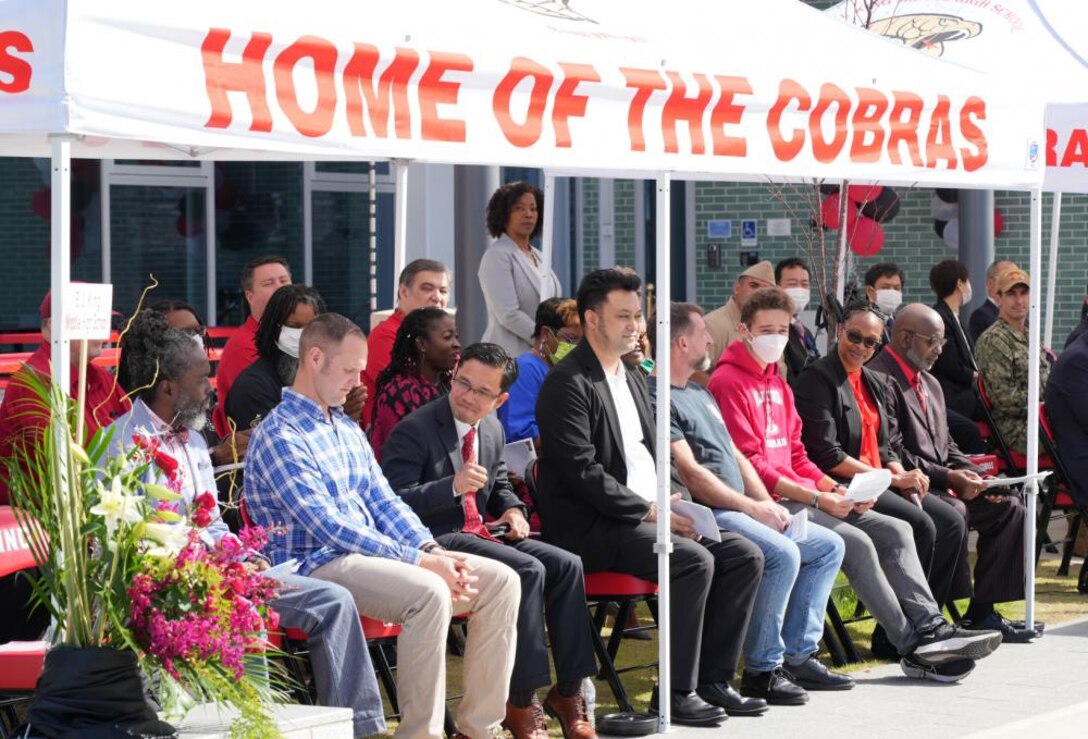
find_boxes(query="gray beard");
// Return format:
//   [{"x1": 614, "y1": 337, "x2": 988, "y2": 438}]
[
  {"x1": 906, "y1": 346, "x2": 936, "y2": 373},
  {"x1": 175, "y1": 397, "x2": 210, "y2": 432},
  {"x1": 276, "y1": 353, "x2": 301, "y2": 386}
]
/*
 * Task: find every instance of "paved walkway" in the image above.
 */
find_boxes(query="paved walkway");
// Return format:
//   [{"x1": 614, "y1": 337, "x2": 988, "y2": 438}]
[{"x1": 668, "y1": 615, "x2": 1088, "y2": 738}]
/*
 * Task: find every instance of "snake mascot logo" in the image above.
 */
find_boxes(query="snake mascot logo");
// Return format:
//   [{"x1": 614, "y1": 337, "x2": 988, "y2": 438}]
[
  {"x1": 868, "y1": 13, "x2": 982, "y2": 57},
  {"x1": 496, "y1": 0, "x2": 597, "y2": 24}
]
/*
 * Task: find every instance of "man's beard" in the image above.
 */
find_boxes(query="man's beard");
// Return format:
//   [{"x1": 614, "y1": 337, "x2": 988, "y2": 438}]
[
  {"x1": 276, "y1": 353, "x2": 301, "y2": 386},
  {"x1": 906, "y1": 345, "x2": 936, "y2": 373},
  {"x1": 174, "y1": 395, "x2": 210, "y2": 432}
]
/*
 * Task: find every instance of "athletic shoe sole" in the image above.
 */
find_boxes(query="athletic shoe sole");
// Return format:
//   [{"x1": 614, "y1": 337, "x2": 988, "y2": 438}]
[
  {"x1": 913, "y1": 631, "x2": 1002, "y2": 663},
  {"x1": 900, "y1": 656, "x2": 975, "y2": 683}
]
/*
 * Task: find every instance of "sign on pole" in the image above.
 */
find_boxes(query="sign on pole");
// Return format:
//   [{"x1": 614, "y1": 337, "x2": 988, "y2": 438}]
[{"x1": 64, "y1": 283, "x2": 113, "y2": 340}]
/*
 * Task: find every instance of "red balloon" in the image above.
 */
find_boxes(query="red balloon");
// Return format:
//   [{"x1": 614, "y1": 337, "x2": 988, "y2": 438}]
[
  {"x1": 821, "y1": 193, "x2": 843, "y2": 230},
  {"x1": 847, "y1": 184, "x2": 883, "y2": 205},
  {"x1": 848, "y1": 217, "x2": 885, "y2": 256},
  {"x1": 993, "y1": 208, "x2": 1005, "y2": 237}
]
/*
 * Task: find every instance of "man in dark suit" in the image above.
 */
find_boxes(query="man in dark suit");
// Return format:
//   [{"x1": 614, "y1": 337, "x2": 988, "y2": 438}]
[
  {"x1": 536, "y1": 269, "x2": 765, "y2": 725},
  {"x1": 968, "y1": 259, "x2": 1017, "y2": 344},
  {"x1": 1046, "y1": 330, "x2": 1088, "y2": 507},
  {"x1": 382, "y1": 343, "x2": 598, "y2": 739},
  {"x1": 870, "y1": 304, "x2": 1035, "y2": 642}
]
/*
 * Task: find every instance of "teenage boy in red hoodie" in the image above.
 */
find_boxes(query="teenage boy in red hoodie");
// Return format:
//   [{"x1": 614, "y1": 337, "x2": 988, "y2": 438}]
[{"x1": 707, "y1": 287, "x2": 1001, "y2": 683}]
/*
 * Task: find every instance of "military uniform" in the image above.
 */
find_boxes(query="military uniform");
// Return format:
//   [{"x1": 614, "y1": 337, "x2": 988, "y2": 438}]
[{"x1": 975, "y1": 319, "x2": 1049, "y2": 454}]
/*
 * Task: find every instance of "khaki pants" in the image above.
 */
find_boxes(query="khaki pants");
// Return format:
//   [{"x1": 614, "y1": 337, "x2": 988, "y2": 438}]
[{"x1": 311, "y1": 553, "x2": 520, "y2": 739}]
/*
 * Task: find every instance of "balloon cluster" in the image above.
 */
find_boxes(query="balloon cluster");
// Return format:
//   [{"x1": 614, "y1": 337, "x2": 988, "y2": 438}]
[
  {"x1": 818, "y1": 184, "x2": 901, "y2": 256},
  {"x1": 931, "y1": 189, "x2": 1006, "y2": 249}
]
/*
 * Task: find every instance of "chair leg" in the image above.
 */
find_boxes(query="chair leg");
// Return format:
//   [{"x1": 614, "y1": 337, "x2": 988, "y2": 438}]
[
  {"x1": 1058, "y1": 516, "x2": 1081, "y2": 577},
  {"x1": 826, "y1": 600, "x2": 860, "y2": 664},
  {"x1": 371, "y1": 642, "x2": 400, "y2": 718},
  {"x1": 822, "y1": 622, "x2": 848, "y2": 668},
  {"x1": 1036, "y1": 497, "x2": 1056, "y2": 566},
  {"x1": 946, "y1": 601, "x2": 963, "y2": 623},
  {"x1": 588, "y1": 605, "x2": 635, "y2": 713},
  {"x1": 444, "y1": 708, "x2": 459, "y2": 738},
  {"x1": 606, "y1": 601, "x2": 634, "y2": 662}
]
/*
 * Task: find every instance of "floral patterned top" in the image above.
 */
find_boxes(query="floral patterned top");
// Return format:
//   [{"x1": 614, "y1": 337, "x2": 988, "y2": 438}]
[{"x1": 368, "y1": 373, "x2": 446, "y2": 463}]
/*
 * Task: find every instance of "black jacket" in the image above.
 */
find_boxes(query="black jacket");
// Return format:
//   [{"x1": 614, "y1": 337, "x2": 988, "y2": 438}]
[
  {"x1": 793, "y1": 351, "x2": 899, "y2": 476},
  {"x1": 380, "y1": 395, "x2": 525, "y2": 536},
  {"x1": 930, "y1": 300, "x2": 982, "y2": 419},
  {"x1": 534, "y1": 339, "x2": 686, "y2": 570},
  {"x1": 969, "y1": 299, "x2": 999, "y2": 345}
]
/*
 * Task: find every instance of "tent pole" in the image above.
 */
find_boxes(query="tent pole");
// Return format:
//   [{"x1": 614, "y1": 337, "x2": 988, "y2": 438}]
[
  {"x1": 1025, "y1": 187, "x2": 1043, "y2": 630},
  {"x1": 1043, "y1": 193, "x2": 1062, "y2": 350},
  {"x1": 542, "y1": 172, "x2": 555, "y2": 278},
  {"x1": 393, "y1": 160, "x2": 409, "y2": 302},
  {"x1": 653, "y1": 172, "x2": 672, "y2": 733},
  {"x1": 835, "y1": 179, "x2": 848, "y2": 304},
  {"x1": 49, "y1": 135, "x2": 72, "y2": 389}
]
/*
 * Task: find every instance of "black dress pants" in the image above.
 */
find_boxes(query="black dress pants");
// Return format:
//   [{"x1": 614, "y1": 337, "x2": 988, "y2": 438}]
[
  {"x1": 956, "y1": 492, "x2": 1026, "y2": 604},
  {"x1": 582, "y1": 523, "x2": 764, "y2": 692},
  {"x1": 438, "y1": 533, "x2": 598, "y2": 693},
  {"x1": 873, "y1": 490, "x2": 971, "y2": 606}
]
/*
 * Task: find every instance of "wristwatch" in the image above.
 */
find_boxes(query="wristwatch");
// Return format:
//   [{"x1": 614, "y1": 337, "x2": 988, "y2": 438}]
[
  {"x1": 420, "y1": 541, "x2": 442, "y2": 554},
  {"x1": 811, "y1": 491, "x2": 821, "y2": 509}
]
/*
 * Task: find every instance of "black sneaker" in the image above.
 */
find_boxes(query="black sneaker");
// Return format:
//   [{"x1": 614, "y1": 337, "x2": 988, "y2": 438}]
[
  {"x1": 958, "y1": 612, "x2": 1039, "y2": 643},
  {"x1": 783, "y1": 655, "x2": 855, "y2": 691},
  {"x1": 900, "y1": 654, "x2": 976, "y2": 682},
  {"x1": 912, "y1": 622, "x2": 1002, "y2": 663},
  {"x1": 740, "y1": 666, "x2": 809, "y2": 705}
]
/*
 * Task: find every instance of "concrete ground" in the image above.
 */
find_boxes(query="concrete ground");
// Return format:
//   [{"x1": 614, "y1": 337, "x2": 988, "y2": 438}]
[{"x1": 667, "y1": 615, "x2": 1088, "y2": 738}]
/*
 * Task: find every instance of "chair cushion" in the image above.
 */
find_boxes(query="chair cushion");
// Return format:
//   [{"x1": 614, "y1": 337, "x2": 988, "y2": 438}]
[
  {"x1": 0, "y1": 641, "x2": 48, "y2": 691},
  {"x1": 584, "y1": 572, "x2": 658, "y2": 597}
]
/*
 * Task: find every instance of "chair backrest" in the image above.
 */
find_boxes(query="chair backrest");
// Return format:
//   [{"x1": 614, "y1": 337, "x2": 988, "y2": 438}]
[
  {"x1": 0, "y1": 506, "x2": 37, "y2": 579},
  {"x1": 976, "y1": 375, "x2": 1023, "y2": 474}
]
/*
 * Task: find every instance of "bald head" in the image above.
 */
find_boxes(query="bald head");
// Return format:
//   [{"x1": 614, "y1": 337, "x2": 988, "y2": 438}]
[{"x1": 891, "y1": 303, "x2": 946, "y2": 372}]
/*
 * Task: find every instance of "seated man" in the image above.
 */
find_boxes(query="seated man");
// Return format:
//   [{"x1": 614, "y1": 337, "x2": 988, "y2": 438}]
[
  {"x1": 382, "y1": 342, "x2": 597, "y2": 739},
  {"x1": 244, "y1": 313, "x2": 520, "y2": 739},
  {"x1": 1046, "y1": 329, "x2": 1088, "y2": 507},
  {"x1": 975, "y1": 267, "x2": 1050, "y2": 455},
  {"x1": 108, "y1": 310, "x2": 387, "y2": 737},
  {"x1": 649, "y1": 301, "x2": 851, "y2": 704},
  {"x1": 709, "y1": 287, "x2": 1001, "y2": 682},
  {"x1": 869, "y1": 304, "x2": 1035, "y2": 642},
  {"x1": 536, "y1": 269, "x2": 765, "y2": 725}
]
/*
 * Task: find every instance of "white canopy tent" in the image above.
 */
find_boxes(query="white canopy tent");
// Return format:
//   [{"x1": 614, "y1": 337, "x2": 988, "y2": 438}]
[
  {"x1": 829, "y1": 0, "x2": 1088, "y2": 648},
  {"x1": 1, "y1": 0, "x2": 1045, "y2": 726}
]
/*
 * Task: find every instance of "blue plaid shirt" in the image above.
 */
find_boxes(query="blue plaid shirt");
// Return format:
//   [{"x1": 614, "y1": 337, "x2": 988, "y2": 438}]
[{"x1": 244, "y1": 388, "x2": 433, "y2": 575}]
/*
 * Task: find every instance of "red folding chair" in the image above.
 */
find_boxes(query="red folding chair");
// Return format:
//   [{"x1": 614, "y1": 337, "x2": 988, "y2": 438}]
[
  {"x1": 1037, "y1": 406, "x2": 1088, "y2": 591},
  {"x1": 976, "y1": 377, "x2": 1053, "y2": 476},
  {"x1": 0, "y1": 506, "x2": 47, "y2": 738},
  {"x1": 583, "y1": 572, "x2": 659, "y2": 714}
]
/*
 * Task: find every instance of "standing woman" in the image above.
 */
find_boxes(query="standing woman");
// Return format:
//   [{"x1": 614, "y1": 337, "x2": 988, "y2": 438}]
[
  {"x1": 368, "y1": 307, "x2": 461, "y2": 461},
  {"x1": 479, "y1": 181, "x2": 561, "y2": 356}
]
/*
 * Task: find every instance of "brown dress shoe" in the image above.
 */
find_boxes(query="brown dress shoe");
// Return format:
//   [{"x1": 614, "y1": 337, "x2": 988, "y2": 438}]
[
  {"x1": 502, "y1": 696, "x2": 549, "y2": 739},
  {"x1": 544, "y1": 685, "x2": 597, "y2": 739}
]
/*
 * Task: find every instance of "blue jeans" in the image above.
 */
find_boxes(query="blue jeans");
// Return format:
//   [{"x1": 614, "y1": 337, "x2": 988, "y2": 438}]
[{"x1": 713, "y1": 509, "x2": 845, "y2": 672}]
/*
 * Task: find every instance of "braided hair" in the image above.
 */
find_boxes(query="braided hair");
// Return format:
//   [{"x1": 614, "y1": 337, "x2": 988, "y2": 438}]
[
  {"x1": 254, "y1": 285, "x2": 326, "y2": 360},
  {"x1": 374, "y1": 307, "x2": 451, "y2": 396}
]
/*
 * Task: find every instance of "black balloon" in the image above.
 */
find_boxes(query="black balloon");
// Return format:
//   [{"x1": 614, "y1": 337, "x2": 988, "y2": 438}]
[
  {"x1": 860, "y1": 187, "x2": 901, "y2": 223},
  {"x1": 819, "y1": 183, "x2": 840, "y2": 195},
  {"x1": 933, "y1": 219, "x2": 947, "y2": 238},
  {"x1": 935, "y1": 188, "x2": 959, "y2": 203}
]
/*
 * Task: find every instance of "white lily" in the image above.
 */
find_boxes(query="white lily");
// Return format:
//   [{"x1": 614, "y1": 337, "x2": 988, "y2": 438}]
[
  {"x1": 90, "y1": 477, "x2": 144, "y2": 534},
  {"x1": 140, "y1": 521, "x2": 190, "y2": 556}
]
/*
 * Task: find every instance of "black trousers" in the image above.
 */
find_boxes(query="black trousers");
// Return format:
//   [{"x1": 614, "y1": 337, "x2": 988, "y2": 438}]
[
  {"x1": 873, "y1": 490, "x2": 971, "y2": 606},
  {"x1": 0, "y1": 570, "x2": 49, "y2": 643},
  {"x1": 438, "y1": 533, "x2": 598, "y2": 693},
  {"x1": 955, "y1": 492, "x2": 1026, "y2": 604},
  {"x1": 948, "y1": 408, "x2": 986, "y2": 454},
  {"x1": 580, "y1": 523, "x2": 763, "y2": 692}
]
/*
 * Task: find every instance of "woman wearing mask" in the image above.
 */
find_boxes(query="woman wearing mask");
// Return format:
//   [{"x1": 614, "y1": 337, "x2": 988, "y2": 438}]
[
  {"x1": 368, "y1": 307, "x2": 461, "y2": 461},
  {"x1": 225, "y1": 285, "x2": 325, "y2": 431},
  {"x1": 478, "y1": 181, "x2": 562, "y2": 356},
  {"x1": 498, "y1": 297, "x2": 581, "y2": 447}
]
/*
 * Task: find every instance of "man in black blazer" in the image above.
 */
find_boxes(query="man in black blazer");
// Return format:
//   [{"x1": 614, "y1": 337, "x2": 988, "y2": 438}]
[
  {"x1": 869, "y1": 304, "x2": 1035, "y2": 642},
  {"x1": 382, "y1": 343, "x2": 598, "y2": 739},
  {"x1": 1047, "y1": 330, "x2": 1088, "y2": 507},
  {"x1": 536, "y1": 269, "x2": 765, "y2": 725}
]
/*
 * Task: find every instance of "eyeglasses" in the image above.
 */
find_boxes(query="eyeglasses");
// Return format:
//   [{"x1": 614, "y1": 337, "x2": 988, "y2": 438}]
[
  {"x1": 451, "y1": 376, "x2": 501, "y2": 402},
  {"x1": 844, "y1": 329, "x2": 881, "y2": 350},
  {"x1": 904, "y1": 330, "x2": 947, "y2": 349}
]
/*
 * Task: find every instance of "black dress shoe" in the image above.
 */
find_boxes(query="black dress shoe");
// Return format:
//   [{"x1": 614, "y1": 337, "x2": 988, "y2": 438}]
[
  {"x1": 649, "y1": 686, "x2": 728, "y2": 726},
  {"x1": 958, "y1": 612, "x2": 1038, "y2": 644},
  {"x1": 695, "y1": 682, "x2": 768, "y2": 716},
  {"x1": 740, "y1": 667, "x2": 809, "y2": 705},
  {"x1": 783, "y1": 656, "x2": 855, "y2": 691}
]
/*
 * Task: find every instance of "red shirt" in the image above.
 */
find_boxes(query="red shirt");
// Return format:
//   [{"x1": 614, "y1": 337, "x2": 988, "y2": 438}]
[
  {"x1": 213, "y1": 316, "x2": 259, "y2": 437},
  {"x1": 360, "y1": 310, "x2": 404, "y2": 428},
  {"x1": 846, "y1": 369, "x2": 882, "y2": 469},
  {"x1": 0, "y1": 346, "x2": 131, "y2": 504}
]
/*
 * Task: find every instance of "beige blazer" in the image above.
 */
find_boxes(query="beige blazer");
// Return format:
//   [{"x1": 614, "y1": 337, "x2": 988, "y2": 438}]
[{"x1": 477, "y1": 234, "x2": 561, "y2": 356}]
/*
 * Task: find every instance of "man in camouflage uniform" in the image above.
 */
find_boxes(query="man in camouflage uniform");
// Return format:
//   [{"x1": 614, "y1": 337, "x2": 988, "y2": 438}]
[{"x1": 975, "y1": 268, "x2": 1049, "y2": 454}]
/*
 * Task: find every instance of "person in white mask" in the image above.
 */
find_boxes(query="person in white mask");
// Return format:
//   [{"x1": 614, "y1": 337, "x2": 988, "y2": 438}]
[
  {"x1": 775, "y1": 258, "x2": 821, "y2": 383},
  {"x1": 225, "y1": 284, "x2": 326, "y2": 432},
  {"x1": 863, "y1": 263, "x2": 905, "y2": 348}
]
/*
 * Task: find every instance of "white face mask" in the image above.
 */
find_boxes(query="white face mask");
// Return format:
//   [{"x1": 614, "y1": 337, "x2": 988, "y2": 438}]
[
  {"x1": 189, "y1": 332, "x2": 205, "y2": 351},
  {"x1": 874, "y1": 289, "x2": 903, "y2": 316},
  {"x1": 749, "y1": 333, "x2": 789, "y2": 365},
  {"x1": 961, "y1": 281, "x2": 973, "y2": 305},
  {"x1": 784, "y1": 287, "x2": 811, "y2": 315},
  {"x1": 276, "y1": 325, "x2": 303, "y2": 358}
]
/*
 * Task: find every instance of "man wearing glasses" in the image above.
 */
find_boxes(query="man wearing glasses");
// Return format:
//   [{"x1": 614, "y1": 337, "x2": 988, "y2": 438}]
[
  {"x1": 712, "y1": 291, "x2": 1001, "y2": 682},
  {"x1": 869, "y1": 304, "x2": 1035, "y2": 643},
  {"x1": 381, "y1": 342, "x2": 598, "y2": 739}
]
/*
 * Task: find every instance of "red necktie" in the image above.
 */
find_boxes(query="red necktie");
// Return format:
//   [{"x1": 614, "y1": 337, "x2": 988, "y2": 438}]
[
  {"x1": 913, "y1": 378, "x2": 928, "y2": 416},
  {"x1": 460, "y1": 427, "x2": 498, "y2": 542}
]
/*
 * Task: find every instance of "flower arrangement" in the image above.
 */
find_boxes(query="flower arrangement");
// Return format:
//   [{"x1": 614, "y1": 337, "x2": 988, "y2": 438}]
[{"x1": 5, "y1": 372, "x2": 286, "y2": 738}]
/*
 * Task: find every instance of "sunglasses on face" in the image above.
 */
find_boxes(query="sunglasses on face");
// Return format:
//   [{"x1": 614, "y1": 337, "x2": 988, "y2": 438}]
[{"x1": 843, "y1": 329, "x2": 881, "y2": 350}]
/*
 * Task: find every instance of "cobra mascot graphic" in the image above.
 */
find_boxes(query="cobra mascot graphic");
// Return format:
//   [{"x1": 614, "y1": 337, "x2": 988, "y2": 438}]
[{"x1": 868, "y1": 13, "x2": 982, "y2": 56}]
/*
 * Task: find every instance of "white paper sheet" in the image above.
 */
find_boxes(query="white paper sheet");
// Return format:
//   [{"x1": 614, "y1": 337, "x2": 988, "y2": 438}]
[
  {"x1": 670, "y1": 499, "x2": 722, "y2": 543},
  {"x1": 982, "y1": 471, "x2": 1052, "y2": 489},
  {"x1": 265, "y1": 558, "x2": 301, "y2": 578},
  {"x1": 504, "y1": 438, "x2": 537, "y2": 478},
  {"x1": 844, "y1": 469, "x2": 892, "y2": 503},
  {"x1": 785, "y1": 509, "x2": 808, "y2": 542}
]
